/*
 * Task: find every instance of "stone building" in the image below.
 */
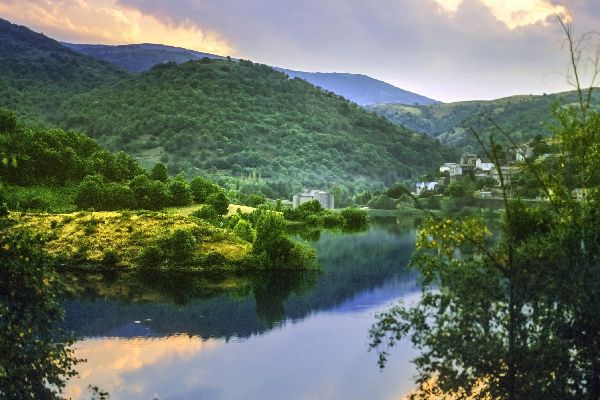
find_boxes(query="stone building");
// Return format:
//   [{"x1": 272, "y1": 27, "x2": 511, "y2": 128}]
[{"x1": 292, "y1": 189, "x2": 335, "y2": 209}]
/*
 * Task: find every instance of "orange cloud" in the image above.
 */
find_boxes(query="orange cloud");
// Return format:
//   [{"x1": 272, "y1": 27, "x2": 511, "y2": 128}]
[
  {"x1": 0, "y1": 0, "x2": 233, "y2": 54},
  {"x1": 433, "y1": 0, "x2": 568, "y2": 29},
  {"x1": 63, "y1": 335, "x2": 222, "y2": 399}
]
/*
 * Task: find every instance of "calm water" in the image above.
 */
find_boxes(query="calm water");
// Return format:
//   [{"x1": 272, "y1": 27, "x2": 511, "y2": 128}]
[{"x1": 62, "y1": 219, "x2": 421, "y2": 400}]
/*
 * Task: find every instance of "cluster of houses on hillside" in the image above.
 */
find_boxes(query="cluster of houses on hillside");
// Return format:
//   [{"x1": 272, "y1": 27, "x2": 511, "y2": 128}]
[{"x1": 415, "y1": 144, "x2": 534, "y2": 198}]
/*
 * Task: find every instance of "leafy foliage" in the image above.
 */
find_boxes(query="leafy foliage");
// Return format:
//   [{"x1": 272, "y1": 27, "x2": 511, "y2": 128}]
[
  {"x1": 369, "y1": 91, "x2": 600, "y2": 151},
  {"x1": 370, "y1": 103, "x2": 600, "y2": 399},
  {"x1": 0, "y1": 231, "x2": 79, "y2": 399},
  {"x1": 54, "y1": 58, "x2": 456, "y2": 194},
  {"x1": 252, "y1": 210, "x2": 316, "y2": 269},
  {"x1": 0, "y1": 18, "x2": 127, "y2": 125},
  {"x1": 0, "y1": 112, "x2": 143, "y2": 186}
]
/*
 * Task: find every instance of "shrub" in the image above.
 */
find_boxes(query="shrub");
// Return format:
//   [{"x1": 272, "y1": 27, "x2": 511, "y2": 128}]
[
  {"x1": 101, "y1": 251, "x2": 120, "y2": 268},
  {"x1": 206, "y1": 191, "x2": 229, "y2": 215},
  {"x1": 366, "y1": 195, "x2": 397, "y2": 210},
  {"x1": 340, "y1": 208, "x2": 368, "y2": 229},
  {"x1": 0, "y1": 109, "x2": 17, "y2": 133},
  {"x1": 233, "y1": 219, "x2": 255, "y2": 242},
  {"x1": 138, "y1": 245, "x2": 164, "y2": 270},
  {"x1": 75, "y1": 175, "x2": 105, "y2": 210},
  {"x1": 297, "y1": 200, "x2": 323, "y2": 214},
  {"x1": 130, "y1": 174, "x2": 170, "y2": 210},
  {"x1": 192, "y1": 205, "x2": 219, "y2": 222},
  {"x1": 104, "y1": 183, "x2": 135, "y2": 210},
  {"x1": 189, "y1": 176, "x2": 220, "y2": 203},
  {"x1": 160, "y1": 229, "x2": 196, "y2": 263},
  {"x1": 150, "y1": 162, "x2": 169, "y2": 182},
  {"x1": 168, "y1": 178, "x2": 193, "y2": 206},
  {"x1": 246, "y1": 193, "x2": 266, "y2": 207}
]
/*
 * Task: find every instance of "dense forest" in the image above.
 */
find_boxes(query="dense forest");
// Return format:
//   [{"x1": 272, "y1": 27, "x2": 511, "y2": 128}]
[
  {"x1": 0, "y1": 18, "x2": 456, "y2": 201},
  {"x1": 55, "y1": 58, "x2": 455, "y2": 197},
  {"x1": 64, "y1": 42, "x2": 436, "y2": 106},
  {"x1": 0, "y1": 18, "x2": 127, "y2": 126},
  {"x1": 369, "y1": 90, "x2": 600, "y2": 151}
]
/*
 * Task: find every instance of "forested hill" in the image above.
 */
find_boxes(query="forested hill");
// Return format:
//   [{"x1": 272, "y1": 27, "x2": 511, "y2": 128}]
[
  {"x1": 56, "y1": 58, "x2": 456, "y2": 193},
  {"x1": 0, "y1": 18, "x2": 128, "y2": 125},
  {"x1": 368, "y1": 90, "x2": 600, "y2": 151},
  {"x1": 62, "y1": 42, "x2": 225, "y2": 73},
  {"x1": 63, "y1": 42, "x2": 436, "y2": 106}
]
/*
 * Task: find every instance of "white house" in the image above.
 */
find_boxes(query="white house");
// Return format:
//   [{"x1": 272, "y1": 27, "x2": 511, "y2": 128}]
[
  {"x1": 292, "y1": 189, "x2": 335, "y2": 209},
  {"x1": 515, "y1": 144, "x2": 533, "y2": 162},
  {"x1": 476, "y1": 158, "x2": 495, "y2": 172},
  {"x1": 415, "y1": 181, "x2": 439, "y2": 195},
  {"x1": 439, "y1": 163, "x2": 463, "y2": 176}
]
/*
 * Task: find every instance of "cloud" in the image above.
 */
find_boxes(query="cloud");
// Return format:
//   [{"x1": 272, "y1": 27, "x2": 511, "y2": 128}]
[
  {"x1": 433, "y1": 0, "x2": 568, "y2": 29},
  {"x1": 1, "y1": 0, "x2": 599, "y2": 101},
  {"x1": 0, "y1": 0, "x2": 233, "y2": 54}
]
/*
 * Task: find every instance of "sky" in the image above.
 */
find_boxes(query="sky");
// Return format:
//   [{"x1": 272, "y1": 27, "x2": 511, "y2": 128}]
[{"x1": 1, "y1": 0, "x2": 600, "y2": 102}]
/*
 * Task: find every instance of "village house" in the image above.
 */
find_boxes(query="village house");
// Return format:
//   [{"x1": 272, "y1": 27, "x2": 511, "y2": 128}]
[
  {"x1": 475, "y1": 158, "x2": 495, "y2": 172},
  {"x1": 490, "y1": 166, "x2": 521, "y2": 185},
  {"x1": 515, "y1": 144, "x2": 533, "y2": 162},
  {"x1": 459, "y1": 153, "x2": 478, "y2": 173},
  {"x1": 439, "y1": 162, "x2": 463, "y2": 176},
  {"x1": 292, "y1": 189, "x2": 335, "y2": 209},
  {"x1": 415, "y1": 181, "x2": 439, "y2": 195}
]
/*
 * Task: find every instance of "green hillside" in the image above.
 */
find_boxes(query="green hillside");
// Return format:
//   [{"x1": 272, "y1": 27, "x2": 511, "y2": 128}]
[
  {"x1": 368, "y1": 91, "x2": 600, "y2": 150},
  {"x1": 63, "y1": 42, "x2": 437, "y2": 106},
  {"x1": 55, "y1": 58, "x2": 456, "y2": 196},
  {"x1": 0, "y1": 18, "x2": 128, "y2": 125}
]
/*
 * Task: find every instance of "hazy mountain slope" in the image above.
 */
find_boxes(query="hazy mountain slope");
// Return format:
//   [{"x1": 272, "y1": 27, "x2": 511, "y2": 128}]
[
  {"x1": 55, "y1": 58, "x2": 456, "y2": 192},
  {"x1": 62, "y1": 42, "x2": 225, "y2": 73},
  {"x1": 275, "y1": 68, "x2": 438, "y2": 106},
  {"x1": 0, "y1": 18, "x2": 128, "y2": 124},
  {"x1": 63, "y1": 42, "x2": 436, "y2": 106},
  {"x1": 368, "y1": 91, "x2": 600, "y2": 150}
]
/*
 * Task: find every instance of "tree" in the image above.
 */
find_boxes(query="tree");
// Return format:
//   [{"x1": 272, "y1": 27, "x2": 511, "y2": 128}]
[
  {"x1": 130, "y1": 174, "x2": 169, "y2": 210},
  {"x1": 253, "y1": 211, "x2": 293, "y2": 266},
  {"x1": 0, "y1": 109, "x2": 16, "y2": 133},
  {"x1": 233, "y1": 219, "x2": 255, "y2": 242},
  {"x1": 206, "y1": 191, "x2": 229, "y2": 215},
  {"x1": 0, "y1": 232, "x2": 80, "y2": 399},
  {"x1": 370, "y1": 16, "x2": 600, "y2": 400},
  {"x1": 75, "y1": 175, "x2": 105, "y2": 210},
  {"x1": 168, "y1": 178, "x2": 193, "y2": 206},
  {"x1": 150, "y1": 162, "x2": 169, "y2": 182},
  {"x1": 189, "y1": 176, "x2": 220, "y2": 203},
  {"x1": 340, "y1": 207, "x2": 368, "y2": 229}
]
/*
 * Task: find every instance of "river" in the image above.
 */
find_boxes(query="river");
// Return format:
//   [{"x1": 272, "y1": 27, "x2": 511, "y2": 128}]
[{"x1": 62, "y1": 218, "x2": 421, "y2": 400}]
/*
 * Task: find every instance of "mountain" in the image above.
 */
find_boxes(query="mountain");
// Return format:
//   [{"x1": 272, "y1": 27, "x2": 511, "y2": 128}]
[
  {"x1": 368, "y1": 91, "x2": 600, "y2": 151},
  {"x1": 274, "y1": 68, "x2": 438, "y2": 106},
  {"x1": 0, "y1": 18, "x2": 456, "y2": 198},
  {"x1": 62, "y1": 42, "x2": 225, "y2": 73},
  {"x1": 54, "y1": 58, "x2": 456, "y2": 196},
  {"x1": 0, "y1": 18, "x2": 128, "y2": 125},
  {"x1": 63, "y1": 42, "x2": 436, "y2": 106}
]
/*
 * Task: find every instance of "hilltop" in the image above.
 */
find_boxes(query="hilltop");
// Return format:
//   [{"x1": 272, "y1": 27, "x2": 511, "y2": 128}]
[
  {"x1": 274, "y1": 68, "x2": 437, "y2": 106},
  {"x1": 63, "y1": 42, "x2": 436, "y2": 106},
  {"x1": 55, "y1": 58, "x2": 456, "y2": 196},
  {"x1": 368, "y1": 90, "x2": 600, "y2": 150},
  {"x1": 0, "y1": 18, "x2": 128, "y2": 125},
  {"x1": 62, "y1": 42, "x2": 225, "y2": 73},
  {"x1": 0, "y1": 18, "x2": 455, "y2": 199}
]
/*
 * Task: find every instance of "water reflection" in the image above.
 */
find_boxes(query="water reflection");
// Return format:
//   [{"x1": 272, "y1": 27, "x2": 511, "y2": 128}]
[{"x1": 64, "y1": 218, "x2": 420, "y2": 399}]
